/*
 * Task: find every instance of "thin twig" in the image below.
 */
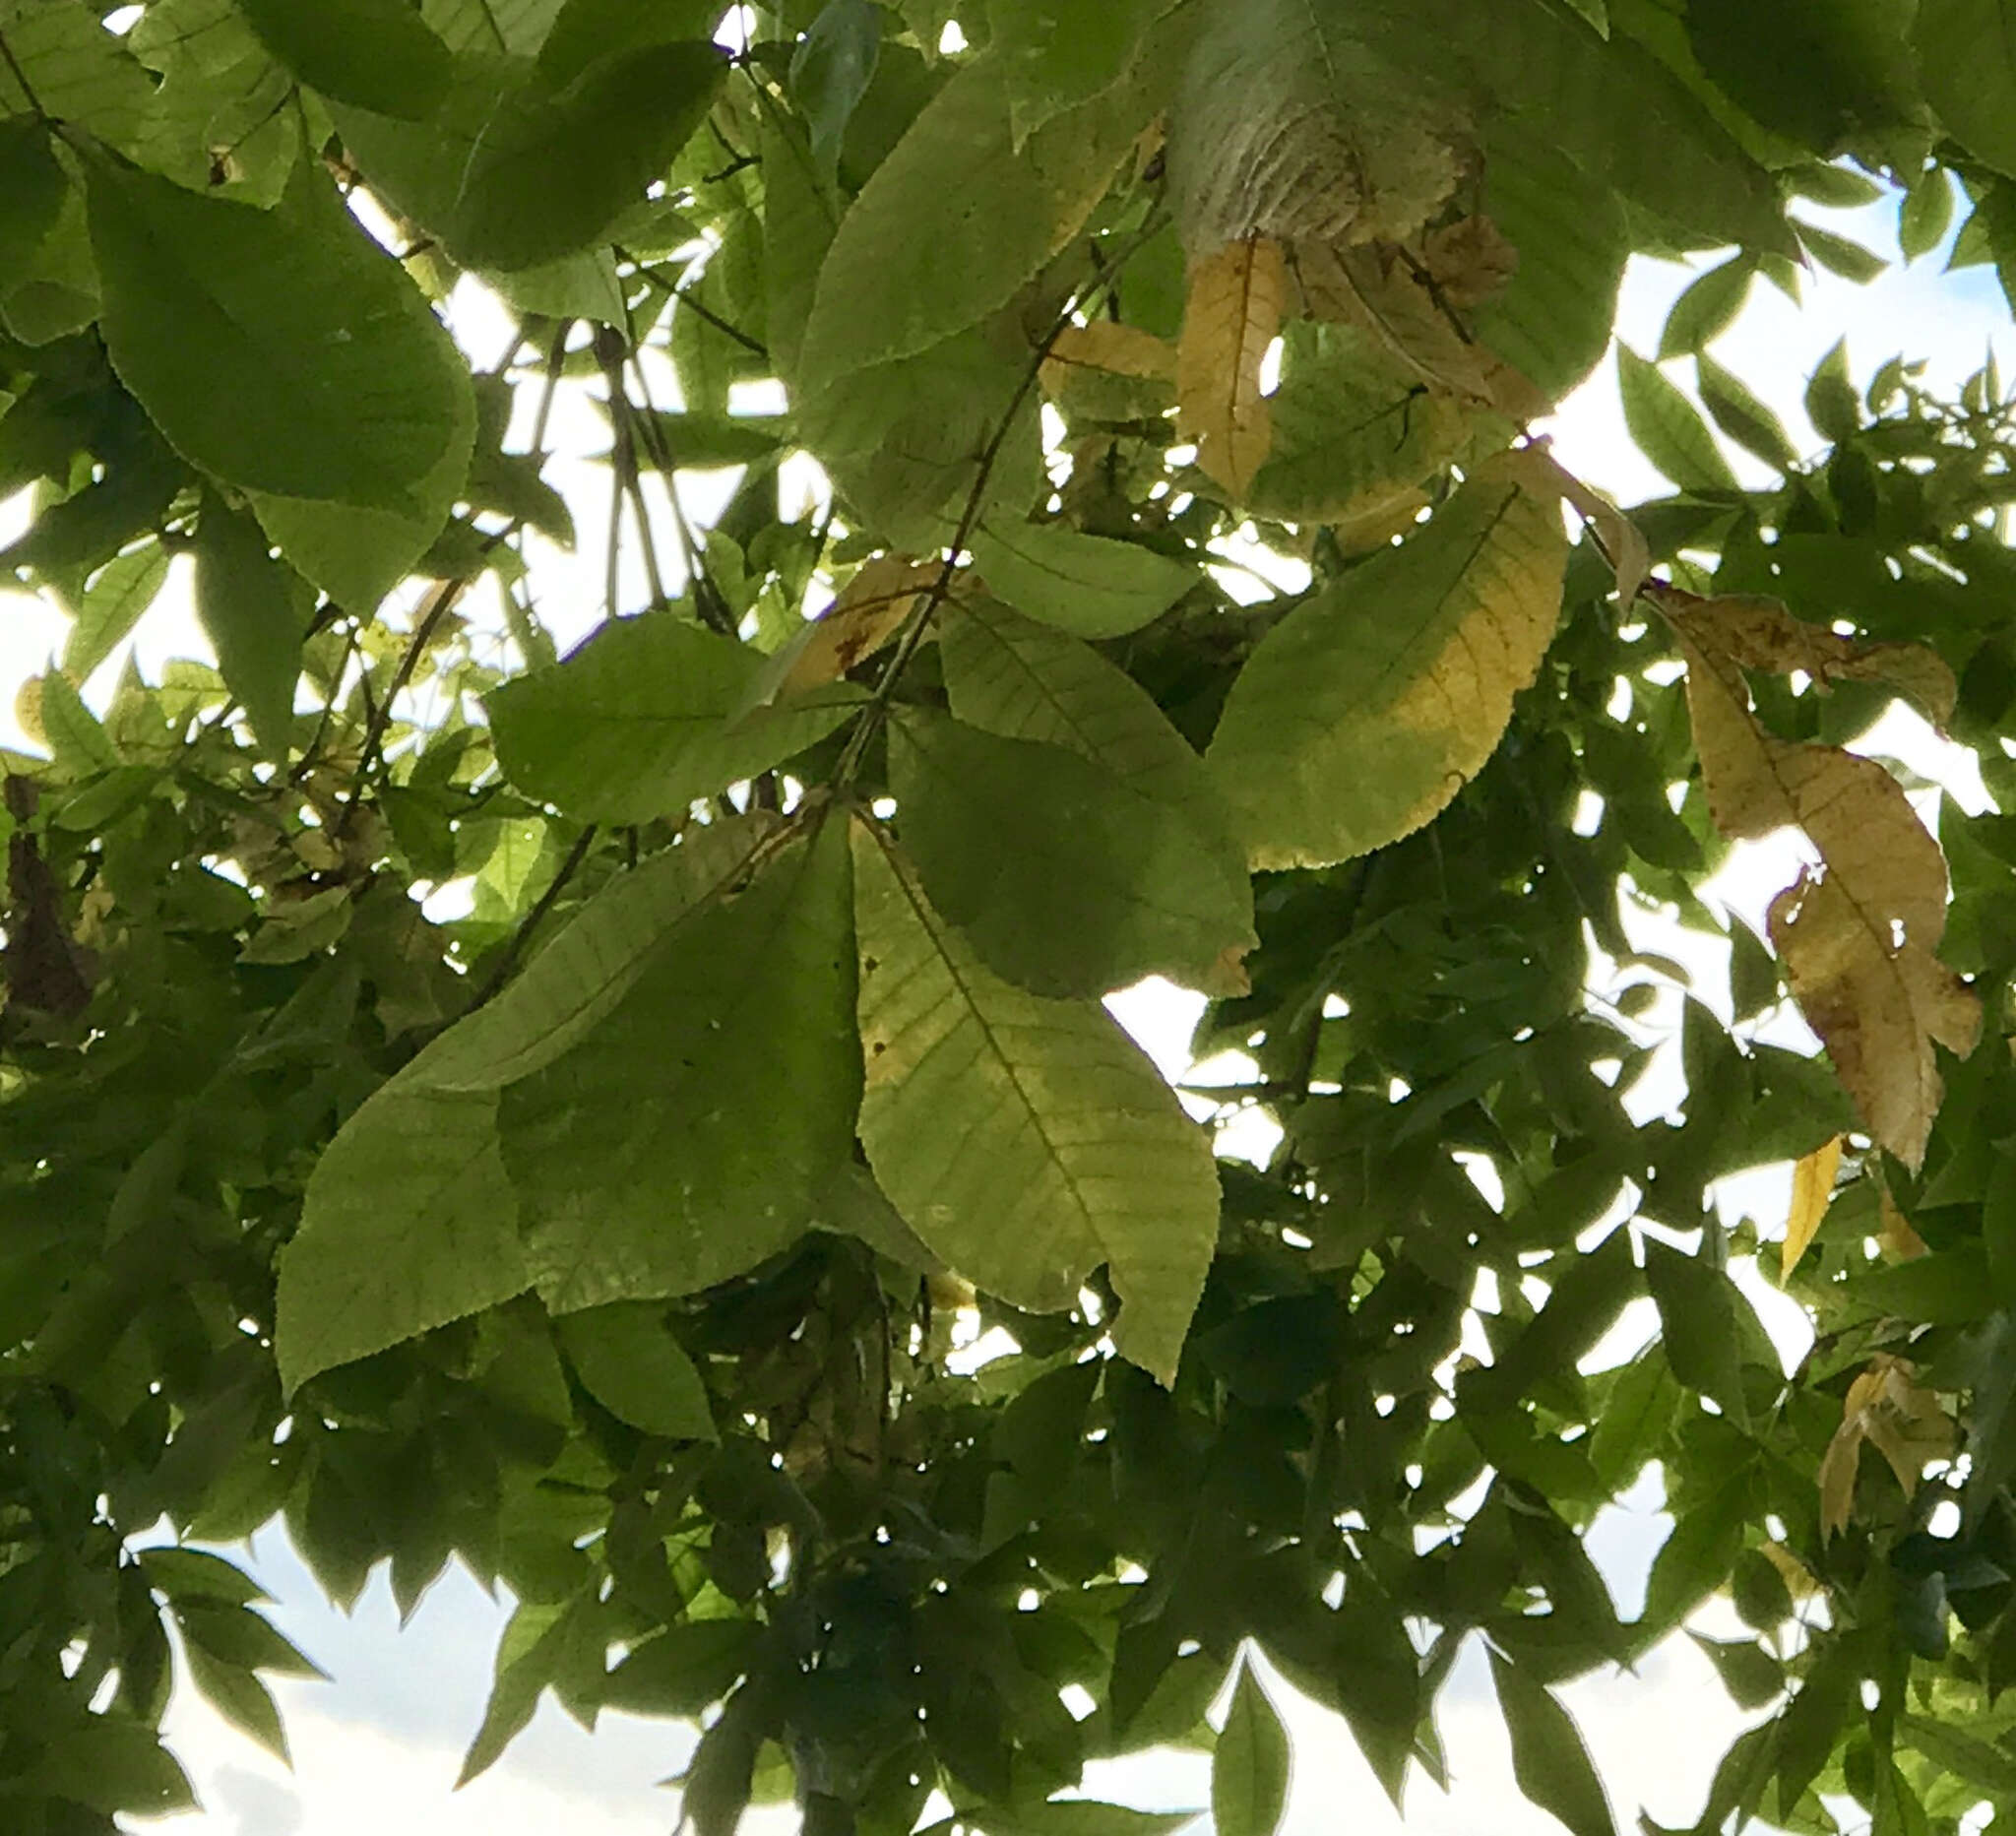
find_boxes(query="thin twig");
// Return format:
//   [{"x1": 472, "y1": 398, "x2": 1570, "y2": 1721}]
[
  {"x1": 0, "y1": 31, "x2": 49, "y2": 122},
  {"x1": 466, "y1": 823, "x2": 599, "y2": 1010},
  {"x1": 333, "y1": 579, "x2": 467, "y2": 838}
]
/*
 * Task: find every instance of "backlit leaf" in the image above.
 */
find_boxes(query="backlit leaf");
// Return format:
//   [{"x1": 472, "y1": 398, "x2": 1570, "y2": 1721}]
[
  {"x1": 556, "y1": 1302, "x2": 717, "y2": 1440},
  {"x1": 1177, "y1": 235, "x2": 1285, "y2": 498},
  {"x1": 1616, "y1": 346, "x2": 1739, "y2": 493},
  {"x1": 852, "y1": 819, "x2": 1219, "y2": 1383},
  {"x1": 1487, "y1": 1649, "x2": 1617, "y2": 1836},
  {"x1": 236, "y1": 0, "x2": 453, "y2": 118},
  {"x1": 970, "y1": 519, "x2": 1201, "y2": 638},
  {"x1": 1214, "y1": 1661, "x2": 1291, "y2": 1836},
  {"x1": 194, "y1": 494, "x2": 309, "y2": 761},
  {"x1": 1782, "y1": 1135, "x2": 1843, "y2": 1281},
  {"x1": 1207, "y1": 450, "x2": 1569, "y2": 868},
  {"x1": 1915, "y1": 0, "x2": 2016, "y2": 178}
]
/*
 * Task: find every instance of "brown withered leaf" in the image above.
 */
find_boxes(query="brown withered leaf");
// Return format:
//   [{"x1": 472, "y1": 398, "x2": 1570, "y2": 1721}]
[
  {"x1": 1421, "y1": 214, "x2": 1520, "y2": 309},
  {"x1": 1818, "y1": 1355, "x2": 1954, "y2": 1540},
  {"x1": 1878, "y1": 1187, "x2": 1929, "y2": 1261},
  {"x1": 1673, "y1": 594, "x2": 1957, "y2": 728},
  {"x1": 1670, "y1": 599, "x2": 1980, "y2": 1168},
  {"x1": 1782, "y1": 1134, "x2": 1842, "y2": 1282},
  {"x1": 1288, "y1": 240, "x2": 1551, "y2": 423},
  {"x1": 1177, "y1": 235, "x2": 1286, "y2": 499}
]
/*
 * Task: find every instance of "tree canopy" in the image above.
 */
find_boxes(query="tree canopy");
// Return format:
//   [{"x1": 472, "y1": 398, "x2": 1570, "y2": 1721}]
[{"x1": 8, "y1": 1, "x2": 2016, "y2": 1832}]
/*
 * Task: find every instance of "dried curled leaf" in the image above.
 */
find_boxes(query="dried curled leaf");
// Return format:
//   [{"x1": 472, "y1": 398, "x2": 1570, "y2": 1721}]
[
  {"x1": 1782, "y1": 1134, "x2": 1842, "y2": 1282},
  {"x1": 1421, "y1": 213, "x2": 1520, "y2": 308},
  {"x1": 1530, "y1": 449, "x2": 1648, "y2": 611},
  {"x1": 1177, "y1": 235, "x2": 1286, "y2": 499},
  {"x1": 1818, "y1": 1355, "x2": 1954, "y2": 1540},
  {"x1": 1670, "y1": 598, "x2": 1980, "y2": 1169}
]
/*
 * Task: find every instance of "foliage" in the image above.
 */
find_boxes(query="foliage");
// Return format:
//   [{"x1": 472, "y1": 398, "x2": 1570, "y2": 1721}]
[{"x1": 9, "y1": 3, "x2": 2016, "y2": 1835}]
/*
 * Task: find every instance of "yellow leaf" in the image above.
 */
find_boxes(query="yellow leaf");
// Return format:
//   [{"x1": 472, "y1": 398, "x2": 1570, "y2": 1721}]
[
  {"x1": 1045, "y1": 321, "x2": 1178, "y2": 382},
  {"x1": 1177, "y1": 235, "x2": 1286, "y2": 498},
  {"x1": 1782, "y1": 1134, "x2": 1843, "y2": 1282},
  {"x1": 1670, "y1": 600, "x2": 1981, "y2": 1169},
  {"x1": 1207, "y1": 448, "x2": 1570, "y2": 868},
  {"x1": 1288, "y1": 239, "x2": 1551, "y2": 422}
]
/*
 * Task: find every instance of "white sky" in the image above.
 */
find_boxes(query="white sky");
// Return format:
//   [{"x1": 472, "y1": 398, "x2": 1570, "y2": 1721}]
[{"x1": 16, "y1": 180, "x2": 1992, "y2": 1833}]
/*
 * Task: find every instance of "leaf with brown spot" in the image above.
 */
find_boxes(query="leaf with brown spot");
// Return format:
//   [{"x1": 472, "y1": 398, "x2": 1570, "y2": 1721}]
[
  {"x1": 1782, "y1": 1134, "x2": 1842, "y2": 1282},
  {"x1": 1177, "y1": 234, "x2": 1286, "y2": 498},
  {"x1": 1670, "y1": 599, "x2": 1980, "y2": 1169},
  {"x1": 1045, "y1": 320, "x2": 1177, "y2": 384},
  {"x1": 751, "y1": 556, "x2": 940, "y2": 707}
]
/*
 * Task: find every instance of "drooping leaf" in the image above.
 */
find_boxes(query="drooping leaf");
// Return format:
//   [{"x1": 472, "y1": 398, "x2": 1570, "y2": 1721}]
[
  {"x1": 1670, "y1": 597, "x2": 1981, "y2": 1166},
  {"x1": 1214, "y1": 1661, "x2": 1291, "y2": 1836},
  {"x1": 62, "y1": 541, "x2": 166, "y2": 683},
  {"x1": 851, "y1": 819, "x2": 1220, "y2": 1383},
  {"x1": 194, "y1": 494, "x2": 309, "y2": 761},
  {"x1": 890, "y1": 708, "x2": 1255, "y2": 997},
  {"x1": 488, "y1": 615, "x2": 864, "y2": 823},
  {"x1": 1486, "y1": 1648, "x2": 1618, "y2": 1836},
  {"x1": 1176, "y1": 235, "x2": 1285, "y2": 498},
  {"x1": 1207, "y1": 450, "x2": 1569, "y2": 869},
  {"x1": 87, "y1": 156, "x2": 472, "y2": 515}
]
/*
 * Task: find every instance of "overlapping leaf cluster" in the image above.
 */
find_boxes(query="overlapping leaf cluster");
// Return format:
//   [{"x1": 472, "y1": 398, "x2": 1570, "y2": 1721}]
[{"x1": 9, "y1": 2, "x2": 2016, "y2": 1833}]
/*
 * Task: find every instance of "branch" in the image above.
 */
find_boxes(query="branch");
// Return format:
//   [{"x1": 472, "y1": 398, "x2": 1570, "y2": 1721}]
[{"x1": 465, "y1": 823, "x2": 599, "y2": 1011}]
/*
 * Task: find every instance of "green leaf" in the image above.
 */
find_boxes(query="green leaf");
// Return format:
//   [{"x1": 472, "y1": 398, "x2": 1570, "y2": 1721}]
[
  {"x1": 851, "y1": 819, "x2": 1220, "y2": 1383},
  {"x1": 0, "y1": 118, "x2": 65, "y2": 269},
  {"x1": 603, "y1": 1619, "x2": 761, "y2": 1718},
  {"x1": 1214, "y1": 1662, "x2": 1291, "y2": 1836},
  {"x1": 556, "y1": 1301, "x2": 717, "y2": 1439},
  {"x1": 488, "y1": 615, "x2": 863, "y2": 823},
  {"x1": 1804, "y1": 338, "x2": 1862, "y2": 444},
  {"x1": 939, "y1": 594, "x2": 1247, "y2": 891},
  {"x1": 1640, "y1": 1473, "x2": 1750, "y2": 1642},
  {"x1": 1659, "y1": 259, "x2": 1752, "y2": 359},
  {"x1": 1474, "y1": 115, "x2": 1629, "y2": 400},
  {"x1": 236, "y1": 0, "x2": 454, "y2": 117},
  {"x1": 970, "y1": 520, "x2": 1200, "y2": 639},
  {"x1": 452, "y1": 40, "x2": 725, "y2": 270},
  {"x1": 1616, "y1": 346, "x2": 1739, "y2": 493},
  {"x1": 141, "y1": 1547, "x2": 273, "y2": 1607},
  {"x1": 991, "y1": 0, "x2": 1166, "y2": 145},
  {"x1": 1486, "y1": 1648, "x2": 1618, "y2": 1836},
  {"x1": 1899, "y1": 1713, "x2": 2016, "y2": 1797},
  {"x1": 1206, "y1": 452, "x2": 1570, "y2": 869},
  {"x1": 890, "y1": 708, "x2": 1255, "y2": 997},
  {"x1": 1697, "y1": 354, "x2": 1799, "y2": 472},
  {"x1": 1687, "y1": 1633, "x2": 1786, "y2": 1711},
  {"x1": 793, "y1": 0, "x2": 882, "y2": 179},
  {"x1": 1642, "y1": 1238, "x2": 1752, "y2": 1425},
  {"x1": 87, "y1": 156, "x2": 472, "y2": 515},
  {"x1": 502, "y1": 815, "x2": 861, "y2": 1313},
  {"x1": 1466, "y1": 1227, "x2": 1638, "y2": 1410},
  {"x1": 181, "y1": 1642, "x2": 290, "y2": 1763},
  {"x1": 276, "y1": 1076, "x2": 531, "y2": 1394},
  {"x1": 195, "y1": 494, "x2": 309, "y2": 761},
  {"x1": 29, "y1": 1716, "x2": 199, "y2": 1817},
  {"x1": 1915, "y1": 0, "x2": 2016, "y2": 177},
  {"x1": 63, "y1": 541, "x2": 166, "y2": 682},
  {"x1": 797, "y1": 46, "x2": 1160, "y2": 388},
  {"x1": 1899, "y1": 166, "x2": 1956, "y2": 263},
  {"x1": 1247, "y1": 322, "x2": 1481, "y2": 528},
  {"x1": 536, "y1": 0, "x2": 720, "y2": 86},
  {"x1": 1796, "y1": 220, "x2": 1886, "y2": 285}
]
